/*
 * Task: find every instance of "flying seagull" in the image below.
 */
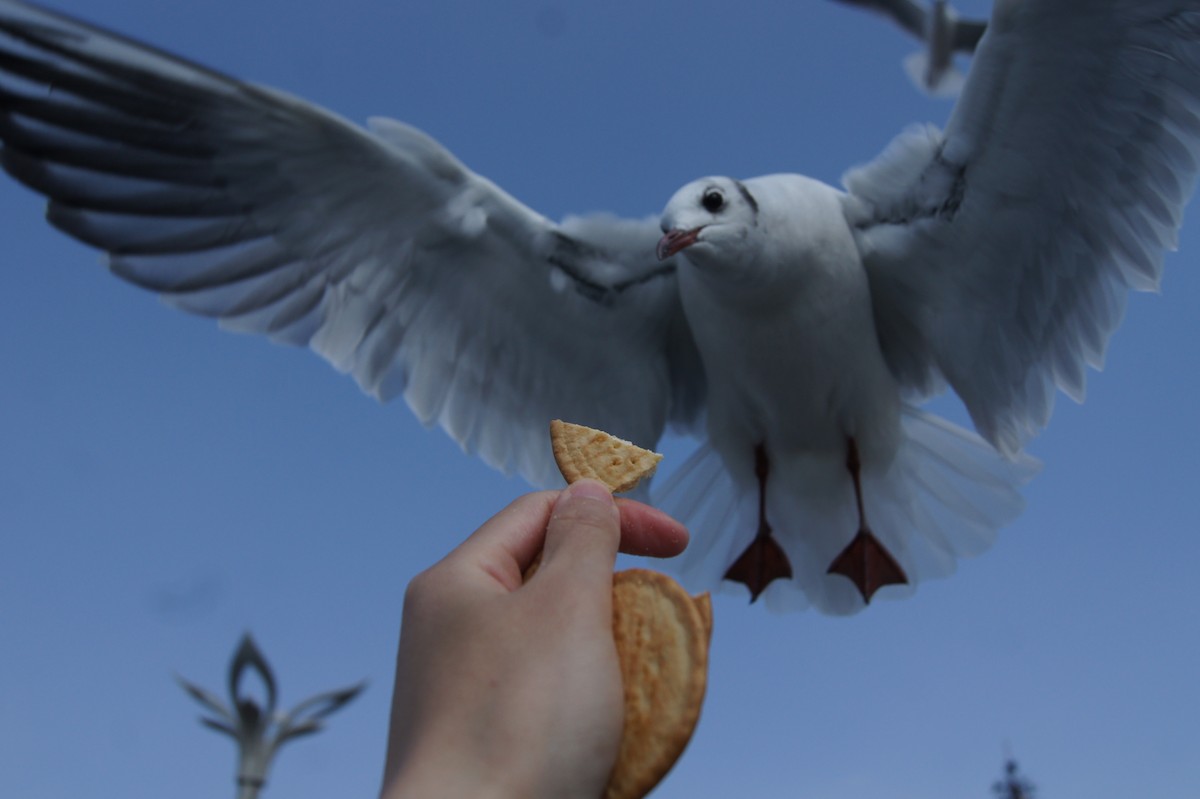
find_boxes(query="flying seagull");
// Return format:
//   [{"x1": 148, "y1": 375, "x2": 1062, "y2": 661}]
[
  {"x1": 0, "y1": 0, "x2": 1195, "y2": 613},
  {"x1": 831, "y1": 0, "x2": 988, "y2": 95}
]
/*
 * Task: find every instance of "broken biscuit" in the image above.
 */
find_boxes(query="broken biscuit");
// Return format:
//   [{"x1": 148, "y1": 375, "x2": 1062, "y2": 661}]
[
  {"x1": 605, "y1": 570, "x2": 712, "y2": 799},
  {"x1": 550, "y1": 419, "x2": 663, "y2": 493}
]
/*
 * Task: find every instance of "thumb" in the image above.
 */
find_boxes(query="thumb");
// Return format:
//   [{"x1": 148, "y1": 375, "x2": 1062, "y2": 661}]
[{"x1": 539, "y1": 479, "x2": 621, "y2": 593}]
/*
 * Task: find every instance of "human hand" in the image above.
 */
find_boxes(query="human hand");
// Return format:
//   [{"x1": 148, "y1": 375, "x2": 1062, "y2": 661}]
[{"x1": 380, "y1": 480, "x2": 688, "y2": 799}]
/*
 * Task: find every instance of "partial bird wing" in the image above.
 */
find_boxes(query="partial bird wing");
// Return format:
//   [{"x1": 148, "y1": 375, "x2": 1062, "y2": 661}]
[
  {"x1": 0, "y1": 0, "x2": 703, "y2": 486},
  {"x1": 829, "y1": 0, "x2": 928, "y2": 40},
  {"x1": 843, "y1": 0, "x2": 1200, "y2": 455},
  {"x1": 831, "y1": 0, "x2": 986, "y2": 53},
  {"x1": 951, "y1": 16, "x2": 986, "y2": 53}
]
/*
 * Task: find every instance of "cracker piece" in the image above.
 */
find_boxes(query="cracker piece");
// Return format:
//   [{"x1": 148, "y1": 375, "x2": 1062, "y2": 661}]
[
  {"x1": 550, "y1": 419, "x2": 663, "y2": 493},
  {"x1": 605, "y1": 570, "x2": 711, "y2": 799}
]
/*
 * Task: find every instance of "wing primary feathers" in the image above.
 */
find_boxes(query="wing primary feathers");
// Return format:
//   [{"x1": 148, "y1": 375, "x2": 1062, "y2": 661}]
[
  {"x1": 0, "y1": 116, "x2": 222, "y2": 185},
  {"x1": 0, "y1": 47, "x2": 198, "y2": 126},
  {"x1": 1, "y1": 148, "x2": 239, "y2": 216},
  {"x1": 0, "y1": 85, "x2": 214, "y2": 158},
  {"x1": 46, "y1": 205, "x2": 263, "y2": 254},
  {"x1": 0, "y1": 8, "x2": 230, "y2": 100}
]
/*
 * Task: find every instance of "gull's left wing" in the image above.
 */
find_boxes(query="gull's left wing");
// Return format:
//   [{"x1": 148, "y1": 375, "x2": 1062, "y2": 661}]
[
  {"x1": 0, "y1": 0, "x2": 704, "y2": 487},
  {"x1": 843, "y1": 0, "x2": 1200, "y2": 455}
]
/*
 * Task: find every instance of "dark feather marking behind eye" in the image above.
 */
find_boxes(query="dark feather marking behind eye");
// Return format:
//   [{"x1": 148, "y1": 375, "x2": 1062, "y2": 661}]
[{"x1": 734, "y1": 180, "x2": 759, "y2": 214}]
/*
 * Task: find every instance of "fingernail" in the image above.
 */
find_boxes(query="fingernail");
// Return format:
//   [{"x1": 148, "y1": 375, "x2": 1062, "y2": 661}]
[
  {"x1": 559, "y1": 479, "x2": 618, "y2": 517},
  {"x1": 567, "y1": 479, "x2": 613, "y2": 501}
]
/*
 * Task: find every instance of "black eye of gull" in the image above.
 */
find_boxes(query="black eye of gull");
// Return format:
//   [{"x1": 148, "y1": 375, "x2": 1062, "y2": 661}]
[{"x1": 701, "y1": 189, "x2": 725, "y2": 213}]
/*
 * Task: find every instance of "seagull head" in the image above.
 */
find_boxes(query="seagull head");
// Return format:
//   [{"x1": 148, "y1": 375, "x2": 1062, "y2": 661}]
[{"x1": 657, "y1": 177, "x2": 760, "y2": 266}]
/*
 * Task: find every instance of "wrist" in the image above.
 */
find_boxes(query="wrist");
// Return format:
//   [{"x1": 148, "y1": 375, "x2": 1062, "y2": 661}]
[
  {"x1": 381, "y1": 748, "x2": 532, "y2": 799},
  {"x1": 382, "y1": 770, "x2": 513, "y2": 799}
]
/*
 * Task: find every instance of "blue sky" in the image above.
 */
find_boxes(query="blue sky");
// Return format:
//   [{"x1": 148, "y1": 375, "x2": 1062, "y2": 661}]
[{"x1": 1, "y1": 1, "x2": 1198, "y2": 797}]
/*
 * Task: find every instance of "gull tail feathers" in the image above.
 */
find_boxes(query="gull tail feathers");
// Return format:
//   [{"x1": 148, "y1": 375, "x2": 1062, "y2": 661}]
[
  {"x1": 653, "y1": 441, "x2": 764, "y2": 602},
  {"x1": 655, "y1": 410, "x2": 1039, "y2": 615},
  {"x1": 818, "y1": 407, "x2": 1041, "y2": 613}
]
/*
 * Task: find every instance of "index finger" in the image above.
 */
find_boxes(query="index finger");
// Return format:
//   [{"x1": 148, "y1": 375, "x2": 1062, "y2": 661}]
[
  {"x1": 445, "y1": 492, "x2": 690, "y2": 593},
  {"x1": 615, "y1": 498, "x2": 689, "y2": 558}
]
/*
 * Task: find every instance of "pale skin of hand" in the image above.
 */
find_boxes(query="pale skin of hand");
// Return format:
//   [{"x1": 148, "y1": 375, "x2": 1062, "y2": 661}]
[{"x1": 379, "y1": 479, "x2": 689, "y2": 799}]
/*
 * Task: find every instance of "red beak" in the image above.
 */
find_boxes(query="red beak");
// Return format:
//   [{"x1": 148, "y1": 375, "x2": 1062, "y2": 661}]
[{"x1": 656, "y1": 227, "x2": 703, "y2": 261}]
